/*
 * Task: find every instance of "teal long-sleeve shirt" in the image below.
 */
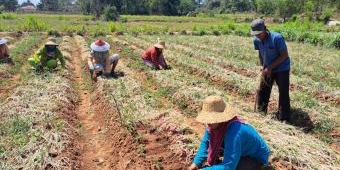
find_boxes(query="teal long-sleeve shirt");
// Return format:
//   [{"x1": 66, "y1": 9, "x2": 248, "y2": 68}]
[{"x1": 193, "y1": 122, "x2": 270, "y2": 170}]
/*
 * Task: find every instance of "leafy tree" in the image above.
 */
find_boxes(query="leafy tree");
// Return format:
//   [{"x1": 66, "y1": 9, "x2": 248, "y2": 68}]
[
  {"x1": 74, "y1": 0, "x2": 340, "y2": 19},
  {"x1": 276, "y1": 0, "x2": 304, "y2": 20},
  {"x1": 21, "y1": 0, "x2": 35, "y2": 7},
  {"x1": 59, "y1": 0, "x2": 74, "y2": 11},
  {"x1": 102, "y1": 5, "x2": 119, "y2": 21},
  {"x1": 150, "y1": 0, "x2": 181, "y2": 16},
  {"x1": 91, "y1": 0, "x2": 107, "y2": 18},
  {"x1": 255, "y1": 0, "x2": 276, "y2": 15},
  {"x1": 0, "y1": 5, "x2": 4, "y2": 13},
  {"x1": 121, "y1": 0, "x2": 150, "y2": 14},
  {"x1": 77, "y1": 0, "x2": 91, "y2": 14},
  {"x1": 222, "y1": 0, "x2": 254, "y2": 12},
  {"x1": 0, "y1": 0, "x2": 18, "y2": 11},
  {"x1": 38, "y1": 0, "x2": 60, "y2": 11},
  {"x1": 178, "y1": 0, "x2": 196, "y2": 15}
]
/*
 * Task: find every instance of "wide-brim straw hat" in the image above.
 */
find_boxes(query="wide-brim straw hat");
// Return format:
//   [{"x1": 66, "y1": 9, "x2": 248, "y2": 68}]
[
  {"x1": 90, "y1": 39, "x2": 110, "y2": 52},
  {"x1": 196, "y1": 95, "x2": 236, "y2": 124},
  {"x1": 0, "y1": 38, "x2": 7, "y2": 45},
  {"x1": 154, "y1": 41, "x2": 165, "y2": 49},
  {"x1": 45, "y1": 41, "x2": 59, "y2": 46}
]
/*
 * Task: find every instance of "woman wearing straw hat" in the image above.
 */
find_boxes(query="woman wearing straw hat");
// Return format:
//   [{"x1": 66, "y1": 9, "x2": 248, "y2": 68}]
[
  {"x1": 141, "y1": 40, "x2": 170, "y2": 70},
  {"x1": 28, "y1": 37, "x2": 65, "y2": 71},
  {"x1": 188, "y1": 96, "x2": 270, "y2": 170},
  {"x1": 0, "y1": 38, "x2": 13, "y2": 65},
  {"x1": 88, "y1": 39, "x2": 119, "y2": 80}
]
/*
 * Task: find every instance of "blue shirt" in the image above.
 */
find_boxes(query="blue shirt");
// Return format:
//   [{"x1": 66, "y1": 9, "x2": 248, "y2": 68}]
[
  {"x1": 193, "y1": 122, "x2": 270, "y2": 170},
  {"x1": 253, "y1": 31, "x2": 290, "y2": 73}
]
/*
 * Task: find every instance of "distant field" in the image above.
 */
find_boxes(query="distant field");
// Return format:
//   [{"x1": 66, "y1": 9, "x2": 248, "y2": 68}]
[
  {"x1": 0, "y1": 14, "x2": 339, "y2": 170},
  {"x1": 1, "y1": 13, "x2": 339, "y2": 49}
]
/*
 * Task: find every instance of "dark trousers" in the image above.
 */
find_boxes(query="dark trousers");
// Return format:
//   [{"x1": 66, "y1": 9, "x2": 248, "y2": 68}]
[
  {"x1": 204, "y1": 156, "x2": 264, "y2": 170},
  {"x1": 236, "y1": 156, "x2": 263, "y2": 170},
  {"x1": 257, "y1": 70, "x2": 290, "y2": 120}
]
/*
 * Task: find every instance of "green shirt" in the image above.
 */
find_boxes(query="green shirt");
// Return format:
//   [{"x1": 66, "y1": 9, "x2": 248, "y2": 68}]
[{"x1": 34, "y1": 46, "x2": 65, "y2": 68}]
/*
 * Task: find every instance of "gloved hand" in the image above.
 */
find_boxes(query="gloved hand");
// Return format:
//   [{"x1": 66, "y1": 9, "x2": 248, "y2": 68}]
[{"x1": 89, "y1": 64, "x2": 94, "y2": 70}]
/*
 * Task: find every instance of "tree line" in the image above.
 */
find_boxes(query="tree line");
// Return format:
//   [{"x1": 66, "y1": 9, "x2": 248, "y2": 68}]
[{"x1": 1, "y1": 0, "x2": 339, "y2": 21}]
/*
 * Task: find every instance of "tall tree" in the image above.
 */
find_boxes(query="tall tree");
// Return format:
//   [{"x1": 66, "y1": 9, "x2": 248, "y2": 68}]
[
  {"x1": 150, "y1": 0, "x2": 181, "y2": 15},
  {"x1": 21, "y1": 0, "x2": 35, "y2": 7},
  {"x1": 77, "y1": 0, "x2": 91, "y2": 14},
  {"x1": 178, "y1": 0, "x2": 196, "y2": 15},
  {"x1": 0, "y1": 0, "x2": 18, "y2": 11},
  {"x1": 91, "y1": 0, "x2": 107, "y2": 18},
  {"x1": 276, "y1": 0, "x2": 304, "y2": 20},
  {"x1": 38, "y1": 0, "x2": 60, "y2": 11},
  {"x1": 254, "y1": 0, "x2": 276, "y2": 15}
]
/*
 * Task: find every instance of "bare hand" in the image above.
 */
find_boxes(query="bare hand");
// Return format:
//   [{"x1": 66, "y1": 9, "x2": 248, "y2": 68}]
[
  {"x1": 263, "y1": 67, "x2": 272, "y2": 76},
  {"x1": 188, "y1": 164, "x2": 199, "y2": 170}
]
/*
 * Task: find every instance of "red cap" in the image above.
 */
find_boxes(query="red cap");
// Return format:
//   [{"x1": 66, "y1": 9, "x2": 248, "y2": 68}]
[{"x1": 95, "y1": 40, "x2": 106, "y2": 46}]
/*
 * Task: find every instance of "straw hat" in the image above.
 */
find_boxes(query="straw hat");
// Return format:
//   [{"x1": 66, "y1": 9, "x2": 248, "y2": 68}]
[
  {"x1": 90, "y1": 39, "x2": 110, "y2": 52},
  {"x1": 154, "y1": 41, "x2": 165, "y2": 49},
  {"x1": 0, "y1": 38, "x2": 7, "y2": 45},
  {"x1": 45, "y1": 37, "x2": 58, "y2": 46},
  {"x1": 196, "y1": 95, "x2": 236, "y2": 124}
]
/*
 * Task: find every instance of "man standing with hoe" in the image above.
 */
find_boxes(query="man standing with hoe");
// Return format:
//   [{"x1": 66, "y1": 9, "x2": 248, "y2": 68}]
[{"x1": 251, "y1": 19, "x2": 291, "y2": 121}]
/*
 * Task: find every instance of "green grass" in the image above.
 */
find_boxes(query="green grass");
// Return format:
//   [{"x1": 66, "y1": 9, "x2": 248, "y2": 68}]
[
  {"x1": 0, "y1": 36, "x2": 77, "y2": 170},
  {"x1": 106, "y1": 34, "x2": 339, "y2": 169},
  {"x1": 1, "y1": 13, "x2": 339, "y2": 48}
]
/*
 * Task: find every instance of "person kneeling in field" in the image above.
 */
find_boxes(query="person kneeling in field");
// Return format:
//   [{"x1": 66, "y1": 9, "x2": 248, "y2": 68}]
[
  {"x1": 88, "y1": 39, "x2": 119, "y2": 81},
  {"x1": 141, "y1": 40, "x2": 170, "y2": 70},
  {"x1": 28, "y1": 37, "x2": 65, "y2": 72},
  {"x1": 0, "y1": 38, "x2": 14, "y2": 65},
  {"x1": 188, "y1": 95, "x2": 270, "y2": 170}
]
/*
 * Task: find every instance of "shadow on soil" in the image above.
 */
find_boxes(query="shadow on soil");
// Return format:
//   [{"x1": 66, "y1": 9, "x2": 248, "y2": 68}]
[
  {"x1": 104, "y1": 70, "x2": 125, "y2": 79},
  {"x1": 287, "y1": 108, "x2": 314, "y2": 132}
]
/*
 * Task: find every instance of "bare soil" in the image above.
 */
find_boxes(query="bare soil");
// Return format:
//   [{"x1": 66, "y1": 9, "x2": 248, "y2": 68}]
[{"x1": 67, "y1": 37, "x2": 189, "y2": 169}]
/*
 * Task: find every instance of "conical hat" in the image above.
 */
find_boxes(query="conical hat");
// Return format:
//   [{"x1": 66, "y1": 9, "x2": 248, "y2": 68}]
[
  {"x1": 0, "y1": 38, "x2": 7, "y2": 45},
  {"x1": 90, "y1": 40, "x2": 110, "y2": 52},
  {"x1": 45, "y1": 37, "x2": 58, "y2": 46}
]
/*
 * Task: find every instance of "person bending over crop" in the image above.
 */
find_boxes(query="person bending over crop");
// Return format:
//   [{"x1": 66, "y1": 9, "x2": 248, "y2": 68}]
[
  {"x1": 0, "y1": 38, "x2": 14, "y2": 65},
  {"x1": 141, "y1": 40, "x2": 170, "y2": 70},
  {"x1": 87, "y1": 39, "x2": 119, "y2": 81},
  {"x1": 28, "y1": 37, "x2": 65, "y2": 72},
  {"x1": 188, "y1": 95, "x2": 270, "y2": 170}
]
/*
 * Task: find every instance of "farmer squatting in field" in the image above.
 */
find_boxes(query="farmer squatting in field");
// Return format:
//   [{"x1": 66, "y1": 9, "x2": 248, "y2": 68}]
[
  {"x1": 141, "y1": 40, "x2": 170, "y2": 70},
  {"x1": 87, "y1": 39, "x2": 119, "y2": 81},
  {"x1": 0, "y1": 38, "x2": 14, "y2": 65},
  {"x1": 251, "y1": 19, "x2": 291, "y2": 122},
  {"x1": 28, "y1": 37, "x2": 65, "y2": 72},
  {"x1": 188, "y1": 95, "x2": 270, "y2": 170}
]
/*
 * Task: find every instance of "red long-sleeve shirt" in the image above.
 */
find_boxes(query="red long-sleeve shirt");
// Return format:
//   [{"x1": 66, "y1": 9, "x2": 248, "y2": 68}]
[{"x1": 142, "y1": 47, "x2": 161, "y2": 67}]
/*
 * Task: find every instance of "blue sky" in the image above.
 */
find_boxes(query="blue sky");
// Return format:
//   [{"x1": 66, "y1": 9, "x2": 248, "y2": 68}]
[{"x1": 18, "y1": 0, "x2": 40, "y2": 5}]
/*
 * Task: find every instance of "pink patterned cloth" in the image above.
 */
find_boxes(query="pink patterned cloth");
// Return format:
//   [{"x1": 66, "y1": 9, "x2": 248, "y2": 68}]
[{"x1": 206, "y1": 116, "x2": 246, "y2": 165}]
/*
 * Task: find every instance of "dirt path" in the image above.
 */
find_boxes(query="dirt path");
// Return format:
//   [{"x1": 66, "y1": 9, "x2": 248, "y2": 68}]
[
  {"x1": 65, "y1": 35, "x2": 198, "y2": 170},
  {"x1": 70, "y1": 45, "x2": 117, "y2": 169}
]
